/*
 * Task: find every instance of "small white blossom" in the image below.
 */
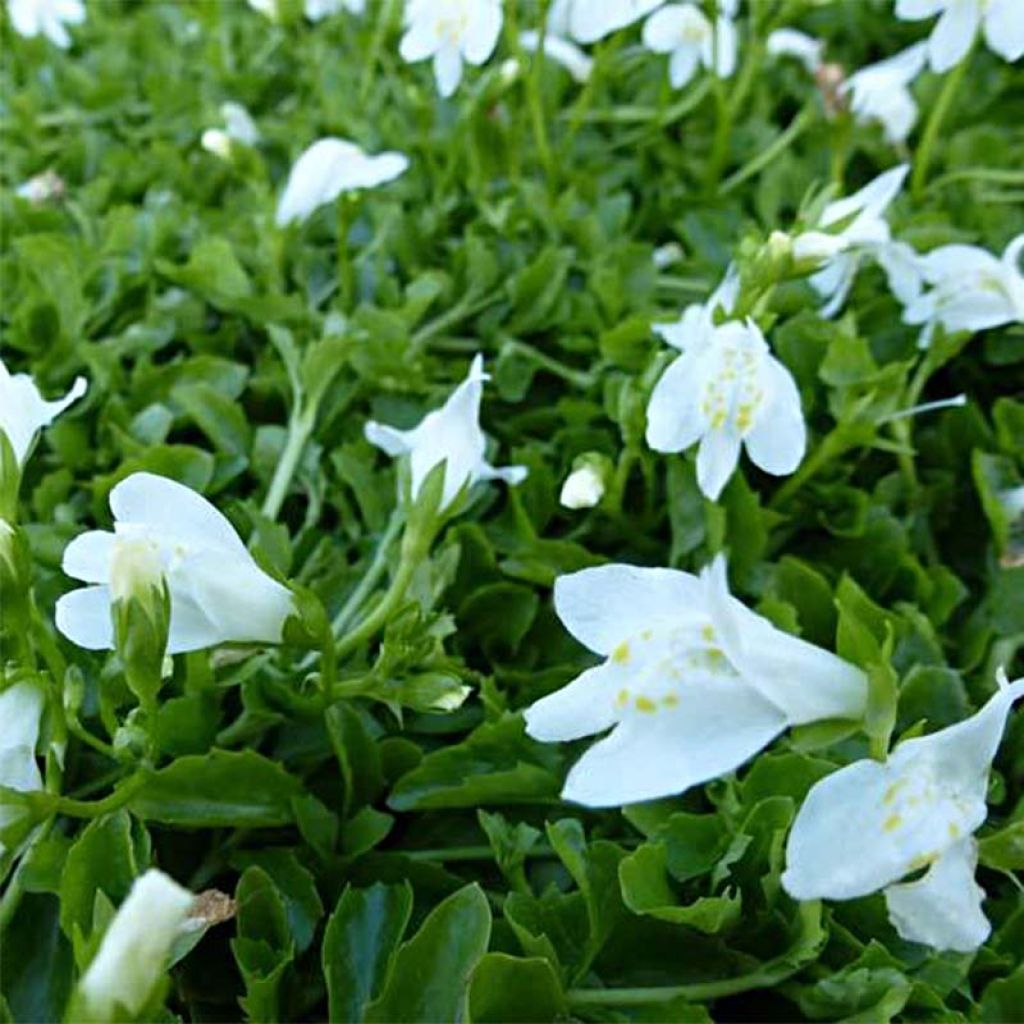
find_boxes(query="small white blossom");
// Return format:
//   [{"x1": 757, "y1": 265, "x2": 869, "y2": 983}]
[
  {"x1": 246, "y1": 0, "x2": 278, "y2": 18},
  {"x1": 895, "y1": 0, "x2": 1024, "y2": 72},
  {"x1": 797, "y1": 164, "x2": 909, "y2": 317},
  {"x1": 766, "y1": 28, "x2": 824, "y2": 73},
  {"x1": 305, "y1": 0, "x2": 364, "y2": 20},
  {"x1": 0, "y1": 357, "x2": 87, "y2": 467},
  {"x1": 525, "y1": 555, "x2": 866, "y2": 807},
  {"x1": 519, "y1": 30, "x2": 594, "y2": 82},
  {"x1": 15, "y1": 168, "x2": 65, "y2": 204},
  {"x1": 646, "y1": 272, "x2": 806, "y2": 501},
  {"x1": 276, "y1": 137, "x2": 408, "y2": 226},
  {"x1": 652, "y1": 241, "x2": 684, "y2": 269},
  {"x1": 560, "y1": 464, "x2": 605, "y2": 509},
  {"x1": 399, "y1": 0, "x2": 503, "y2": 98},
  {"x1": 365, "y1": 354, "x2": 527, "y2": 510},
  {"x1": 0, "y1": 678, "x2": 45, "y2": 798},
  {"x1": 642, "y1": 2, "x2": 737, "y2": 88},
  {"x1": 6, "y1": 0, "x2": 84, "y2": 47},
  {"x1": 784, "y1": 670, "x2": 1024, "y2": 952},
  {"x1": 201, "y1": 102, "x2": 259, "y2": 160},
  {"x1": 56, "y1": 473, "x2": 295, "y2": 654},
  {"x1": 551, "y1": 0, "x2": 664, "y2": 44},
  {"x1": 842, "y1": 43, "x2": 928, "y2": 145},
  {"x1": 902, "y1": 234, "x2": 1024, "y2": 347},
  {"x1": 77, "y1": 870, "x2": 195, "y2": 1020}
]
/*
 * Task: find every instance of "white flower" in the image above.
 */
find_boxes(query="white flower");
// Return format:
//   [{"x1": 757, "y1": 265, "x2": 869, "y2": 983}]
[
  {"x1": 0, "y1": 357, "x2": 87, "y2": 467},
  {"x1": 15, "y1": 168, "x2": 65, "y2": 204},
  {"x1": 799, "y1": 164, "x2": 909, "y2": 317},
  {"x1": 646, "y1": 282, "x2": 806, "y2": 501},
  {"x1": 766, "y1": 28, "x2": 824, "y2": 73},
  {"x1": 365, "y1": 354, "x2": 527, "y2": 510},
  {"x1": 895, "y1": 0, "x2": 1024, "y2": 72},
  {"x1": 246, "y1": 0, "x2": 278, "y2": 18},
  {"x1": 842, "y1": 43, "x2": 928, "y2": 145},
  {"x1": 77, "y1": 869, "x2": 195, "y2": 1020},
  {"x1": 6, "y1": 0, "x2": 84, "y2": 47},
  {"x1": 652, "y1": 241, "x2": 684, "y2": 269},
  {"x1": 783, "y1": 670, "x2": 1024, "y2": 952},
  {"x1": 519, "y1": 30, "x2": 594, "y2": 82},
  {"x1": 902, "y1": 234, "x2": 1024, "y2": 347},
  {"x1": 551, "y1": 0, "x2": 665, "y2": 44},
  {"x1": 399, "y1": 0, "x2": 503, "y2": 98},
  {"x1": 525, "y1": 555, "x2": 867, "y2": 807},
  {"x1": 0, "y1": 679, "x2": 45, "y2": 797},
  {"x1": 201, "y1": 102, "x2": 259, "y2": 160},
  {"x1": 275, "y1": 137, "x2": 408, "y2": 226},
  {"x1": 305, "y1": 0, "x2": 364, "y2": 20},
  {"x1": 642, "y1": 2, "x2": 737, "y2": 88},
  {"x1": 56, "y1": 473, "x2": 295, "y2": 654},
  {"x1": 560, "y1": 465, "x2": 605, "y2": 509}
]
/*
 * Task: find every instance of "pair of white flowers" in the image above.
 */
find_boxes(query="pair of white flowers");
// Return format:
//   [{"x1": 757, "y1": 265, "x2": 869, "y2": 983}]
[
  {"x1": 524, "y1": 553, "x2": 1023, "y2": 951},
  {"x1": 6, "y1": 0, "x2": 83, "y2": 48},
  {"x1": 895, "y1": 0, "x2": 1024, "y2": 72},
  {"x1": 642, "y1": 0, "x2": 738, "y2": 88},
  {"x1": 646, "y1": 267, "x2": 806, "y2": 501}
]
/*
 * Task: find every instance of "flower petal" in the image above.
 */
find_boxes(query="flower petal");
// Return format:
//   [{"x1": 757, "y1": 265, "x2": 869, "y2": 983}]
[
  {"x1": 554, "y1": 563, "x2": 704, "y2": 655},
  {"x1": 561, "y1": 674, "x2": 787, "y2": 807},
  {"x1": 55, "y1": 586, "x2": 115, "y2": 650},
  {"x1": 695, "y1": 426, "x2": 742, "y2": 500},
  {"x1": 983, "y1": 0, "x2": 1024, "y2": 62},
  {"x1": 433, "y1": 45, "x2": 464, "y2": 97},
  {"x1": 110, "y1": 473, "x2": 247, "y2": 555},
  {"x1": 524, "y1": 662, "x2": 623, "y2": 742},
  {"x1": 884, "y1": 838, "x2": 990, "y2": 952},
  {"x1": 895, "y1": 0, "x2": 944, "y2": 17},
  {"x1": 62, "y1": 530, "x2": 116, "y2": 584},
  {"x1": 928, "y1": 0, "x2": 980, "y2": 72},
  {"x1": 668, "y1": 43, "x2": 701, "y2": 88},
  {"x1": 0, "y1": 680, "x2": 45, "y2": 759},
  {"x1": 462, "y1": 1, "x2": 502, "y2": 64},
  {"x1": 743, "y1": 357, "x2": 806, "y2": 477},
  {"x1": 364, "y1": 421, "x2": 414, "y2": 457},
  {"x1": 782, "y1": 756, "x2": 980, "y2": 902},
  {"x1": 645, "y1": 351, "x2": 706, "y2": 453}
]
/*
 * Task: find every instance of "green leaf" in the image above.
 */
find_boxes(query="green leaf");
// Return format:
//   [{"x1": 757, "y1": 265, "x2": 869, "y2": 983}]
[
  {"x1": 365, "y1": 884, "x2": 492, "y2": 1023},
  {"x1": 129, "y1": 751, "x2": 303, "y2": 827},
  {"x1": 322, "y1": 882, "x2": 413, "y2": 1024},
  {"x1": 467, "y1": 954, "x2": 567, "y2": 1023}
]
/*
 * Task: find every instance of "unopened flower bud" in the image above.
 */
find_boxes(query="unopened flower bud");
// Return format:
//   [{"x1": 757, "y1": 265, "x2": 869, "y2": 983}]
[
  {"x1": 560, "y1": 455, "x2": 611, "y2": 510},
  {"x1": 75, "y1": 869, "x2": 194, "y2": 1022},
  {"x1": 792, "y1": 230, "x2": 847, "y2": 267},
  {"x1": 201, "y1": 128, "x2": 233, "y2": 161}
]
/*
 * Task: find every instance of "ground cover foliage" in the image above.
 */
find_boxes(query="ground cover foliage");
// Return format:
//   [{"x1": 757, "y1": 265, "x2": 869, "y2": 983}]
[{"x1": 2, "y1": 0, "x2": 1024, "y2": 1021}]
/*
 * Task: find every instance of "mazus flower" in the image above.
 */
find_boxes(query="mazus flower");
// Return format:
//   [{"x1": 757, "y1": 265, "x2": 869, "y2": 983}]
[
  {"x1": 842, "y1": 43, "x2": 928, "y2": 145},
  {"x1": 76, "y1": 869, "x2": 195, "y2": 1021},
  {"x1": 525, "y1": 555, "x2": 867, "y2": 807},
  {"x1": 0, "y1": 677, "x2": 45, "y2": 858},
  {"x1": 201, "y1": 102, "x2": 259, "y2": 160},
  {"x1": 795, "y1": 164, "x2": 909, "y2": 317},
  {"x1": 276, "y1": 137, "x2": 408, "y2": 226},
  {"x1": 783, "y1": 670, "x2": 1024, "y2": 952},
  {"x1": 646, "y1": 271, "x2": 806, "y2": 500},
  {"x1": 642, "y1": 1, "x2": 738, "y2": 88},
  {"x1": 550, "y1": 0, "x2": 664, "y2": 45},
  {"x1": 6, "y1": 0, "x2": 84, "y2": 47},
  {"x1": 56, "y1": 473, "x2": 295, "y2": 654},
  {"x1": 0, "y1": 357, "x2": 87, "y2": 467},
  {"x1": 766, "y1": 28, "x2": 823, "y2": 73},
  {"x1": 365, "y1": 354, "x2": 527, "y2": 510},
  {"x1": 895, "y1": 0, "x2": 1024, "y2": 72},
  {"x1": 902, "y1": 233, "x2": 1024, "y2": 347},
  {"x1": 399, "y1": 0, "x2": 503, "y2": 98}
]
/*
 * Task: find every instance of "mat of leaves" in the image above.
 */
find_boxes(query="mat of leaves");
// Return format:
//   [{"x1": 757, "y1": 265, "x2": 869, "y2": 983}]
[{"x1": 2, "y1": 1, "x2": 1023, "y2": 1022}]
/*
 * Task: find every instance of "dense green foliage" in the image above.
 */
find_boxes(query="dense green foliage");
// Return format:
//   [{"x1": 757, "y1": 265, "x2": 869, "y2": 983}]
[{"x1": 2, "y1": 0, "x2": 1023, "y2": 1021}]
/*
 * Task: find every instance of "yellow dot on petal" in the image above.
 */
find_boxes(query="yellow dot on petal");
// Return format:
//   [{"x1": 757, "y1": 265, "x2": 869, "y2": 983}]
[
  {"x1": 883, "y1": 782, "x2": 902, "y2": 805},
  {"x1": 882, "y1": 814, "x2": 902, "y2": 833},
  {"x1": 635, "y1": 696, "x2": 657, "y2": 713},
  {"x1": 701, "y1": 624, "x2": 716, "y2": 642},
  {"x1": 611, "y1": 641, "x2": 630, "y2": 664},
  {"x1": 616, "y1": 688, "x2": 630, "y2": 707},
  {"x1": 948, "y1": 822, "x2": 960, "y2": 839},
  {"x1": 909, "y1": 852, "x2": 936, "y2": 871},
  {"x1": 662, "y1": 694, "x2": 680, "y2": 708}
]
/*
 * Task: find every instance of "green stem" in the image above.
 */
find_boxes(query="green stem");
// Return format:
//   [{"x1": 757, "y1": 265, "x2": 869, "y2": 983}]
[
  {"x1": 0, "y1": 819, "x2": 53, "y2": 933},
  {"x1": 358, "y1": 0, "x2": 398, "y2": 104},
  {"x1": 891, "y1": 354, "x2": 937, "y2": 494},
  {"x1": 331, "y1": 516, "x2": 438, "y2": 669},
  {"x1": 720, "y1": 105, "x2": 814, "y2": 195},
  {"x1": 331, "y1": 507, "x2": 405, "y2": 637},
  {"x1": 410, "y1": 288, "x2": 503, "y2": 352},
  {"x1": 769, "y1": 429, "x2": 846, "y2": 509},
  {"x1": 521, "y1": 1, "x2": 556, "y2": 185},
  {"x1": 912, "y1": 55, "x2": 970, "y2": 200},
  {"x1": 336, "y1": 197, "x2": 358, "y2": 309},
  {"x1": 261, "y1": 407, "x2": 316, "y2": 520},
  {"x1": 67, "y1": 716, "x2": 121, "y2": 761},
  {"x1": 33, "y1": 772, "x2": 147, "y2": 820}
]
